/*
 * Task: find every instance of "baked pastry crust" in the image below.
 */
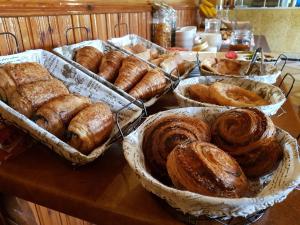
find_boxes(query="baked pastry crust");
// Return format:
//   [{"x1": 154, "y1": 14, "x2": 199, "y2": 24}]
[
  {"x1": 74, "y1": 46, "x2": 102, "y2": 73},
  {"x1": 98, "y1": 50, "x2": 124, "y2": 82},
  {"x1": 211, "y1": 108, "x2": 281, "y2": 177},
  {"x1": 187, "y1": 84, "x2": 217, "y2": 104},
  {"x1": 231, "y1": 137, "x2": 283, "y2": 178},
  {"x1": 129, "y1": 69, "x2": 167, "y2": 100},
  {"x1": 0, "y1": 62, "x2": 51, "y2": 101},
  {"x1": 166, "y1": 141, "x2": 248, "y2": 198},
  {"x1": 67, "y1": 102, "x2": 114, "y2": 155},
  {"x1": 143, "y1": 115, "x2": 211, "y2": 180},
  {"x1": 8, "y1": 79, "x2": 69, "y2": 118},
  {"x1": 114, "y1": 56, "x2": 149, "y2": 91},
  {"x1": 34, "y1": 94, "x2": 91, "y2": 137},
  {"x1": 209, "y1": 82, "x2": 268, "y2": 107}
]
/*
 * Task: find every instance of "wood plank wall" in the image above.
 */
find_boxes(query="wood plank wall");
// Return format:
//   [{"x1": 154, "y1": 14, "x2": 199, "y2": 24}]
[{"x1": 0, "y1": 3, "x2": 197, "y2": 56}]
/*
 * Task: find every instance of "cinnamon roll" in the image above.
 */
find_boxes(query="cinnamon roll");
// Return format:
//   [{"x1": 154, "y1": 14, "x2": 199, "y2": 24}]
[
  {"x1": 166, "y1": 141, "x2": 248, "y2": 198},
  {"x1": 233, "y1": 138, "x2": 283, "y2": 178},
  {"x1": 211, "y1": 108, "x2": 275, "y2": 155},
  {"x1": 143, "y1": 115, "x2": 210, "y2": 181}
]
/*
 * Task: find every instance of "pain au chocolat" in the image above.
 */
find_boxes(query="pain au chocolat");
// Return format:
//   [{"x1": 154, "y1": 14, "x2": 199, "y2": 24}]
[
  {"x1": 143, "y1": 115, "x2": 210, "y2": 181},
  {"x1": 166, "y1": 141, "x2": 248, "y2": 198},
  {"x1": 8, "y1": 79, "x2": 69, "y2": 118},
  {"x1": 67, "y1": 102, "x2": 114, "y2": 155},
  {"x1": 211, "y1": 108, "x2": 282, "y2": 177},
  {"x1": 0, "y1": 62, "x2": 52, "y2": 102},
  {"x1": 34, "y1": 94, "x2": 91, "y2": 137}
]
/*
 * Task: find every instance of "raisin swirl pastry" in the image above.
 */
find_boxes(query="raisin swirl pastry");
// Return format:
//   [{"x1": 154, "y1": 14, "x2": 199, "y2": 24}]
[
  {"x1": 167, "y1": 141, "x2": 248, "y2": 198},
  {"x1": 211, "y1": 108, "x2": 282, "y2": 177},
  {"x1": 143, "y1": 115, "x2": 210, "y2": 181}
]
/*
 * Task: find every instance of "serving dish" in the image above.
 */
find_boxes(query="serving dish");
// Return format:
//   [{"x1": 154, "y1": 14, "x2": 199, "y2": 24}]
[
  {"x1": 123, "y1": 107, "x2": 300, "y2": 217},
  {"x1": 174, "y1": 76, "x2": 286, "y2": 116},
  {"x1": 0, "y1": 49, "x2": 143, "y2": 165},
  {"x1": 200, "y1": 58, "x2": 281, "y2": 84}
]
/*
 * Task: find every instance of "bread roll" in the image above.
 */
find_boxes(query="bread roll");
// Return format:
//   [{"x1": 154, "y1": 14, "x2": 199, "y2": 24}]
[
  {"x1": 74, "y1": 46, "x2": 102, "y2": 73},
  {"x1": 34, "y1": 94, "x2": 91, "y2": 137},
  {"x1": 143, "y1": 115, "x2": 210, "y2": 181},
  {"x1": 187, "y1": 84, "x2": 217, "y2": 104},
  {"x1": 0, "y1": 62, "x2": 51, "y2": 101},
  {"x1": 67, "y1": 102, "x2": 114, "y2": 155},
  {"x1": 8, "y1": 79, "x2": 69, "y2": 118},
  {"x1": 114, "y1": 56, "x2": 148, "y2": 91},
  {"x1": 128, "y1": 69, "x2": 167, "y2": 100},
  {"x1": 167, "y1": 141, "x2": 248, "y2": 198}
]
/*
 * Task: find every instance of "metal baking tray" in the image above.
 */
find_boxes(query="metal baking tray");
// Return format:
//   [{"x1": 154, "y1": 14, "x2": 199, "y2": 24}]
[
  {"x1": 0, "y1": 49, "x2": 143, "y2": 165},
  {"x1": 53, "y1": 39, "x2": 173, "y2": 108}
]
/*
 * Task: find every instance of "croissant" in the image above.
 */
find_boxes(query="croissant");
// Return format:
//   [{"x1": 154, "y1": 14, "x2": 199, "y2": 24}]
[
  {"x1": 166, "y1": 141, "x2": 248, "y2": 198},
  {"x1": 34, "y1": 94, "x2": 91, "y2": 137},
  {"x1": 8, "y1": 79, "x2": 69, "y2": 118},
  {"x1": 128, "y1": 69, "x2": 167, "y2": 100},
  {"x1": 74, "y1": 46, "x2": 102, "y2": 73},
  {"x1": 98, "y1": 50, "x2": 124, "y2": 82},
  {"x1": 232, "y1": 138, "x2": 283, "y2": 178},
  {"x1": 67, "y1": 102, "x2": 114, "y2": 155},
  {"x1": 0, "y1": 62, "x2": 52, "y2": 102},
  {"x1": 114, "y1": 56, "x2": 149, "y2": 91},
  {"x1": 209, "y1": 82, "x2": 269, "y2": 107},
  {"x1": 143, "y1": 115, "x2": 211, "y2": 181},
  {"x1": 211, "y1": 108, "x2": 275, "y2": 155}
]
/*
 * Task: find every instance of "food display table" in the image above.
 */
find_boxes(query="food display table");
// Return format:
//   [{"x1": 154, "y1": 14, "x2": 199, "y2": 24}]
[{"x1": 0, "y1": 91, "x2": 299, "y2": 225}]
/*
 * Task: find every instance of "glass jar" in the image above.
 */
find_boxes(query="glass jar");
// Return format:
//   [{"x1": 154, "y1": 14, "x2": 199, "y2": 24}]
[
  {"x1": 204, "y1": 19, "x2": 221, "y2": 33},
  {"x1": 229, "y1": 29, "x2": 252, "y2": 51}
]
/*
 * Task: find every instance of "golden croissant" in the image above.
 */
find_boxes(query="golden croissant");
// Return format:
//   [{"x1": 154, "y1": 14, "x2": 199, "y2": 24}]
[
  {"x1": 0, "y1": 62, "x2": 52, "y2": 102},
  {"x1": 8, "y1": 79, "x2": 69, "y2": 118},
  {"x1": 67, "y1": 102, "x2": 114, "y2": 155},
  {"x1": 114, "y1": 56, "x2": 149, "y2": 91},
  {"x1": 74, "y1": 46, "x2": 102, "y2": 73},
  {"x1": 129, "y1": 69, "x2": 167, "y2": 100},
  {"x1": 34, "y1": 94, "x2": 91, "y2": 137},
  {"x1": 98, "y1": 50, "x2": 124, "y2": 82}
]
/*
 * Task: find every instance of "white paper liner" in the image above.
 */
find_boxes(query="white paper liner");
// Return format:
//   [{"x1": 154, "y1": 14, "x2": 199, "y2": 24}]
[
  {"x1": 200, "y1": 58, "x2": 281, "y2": 84},
  {"x1": 174, "y1": 77, "x2": 286, "y2": 116},
  {"x1": 53, "y1": 39, "x2": 172, "y2": 107},
  {"x1": 108, "y1": 34, "x2": 195, "y2": 79},
  {"x1": 123, "y1": 107, "x2": 300, "y2": 218},
  {"x1": 0, "y1": 49, "x2": 143, "y2": 165}
]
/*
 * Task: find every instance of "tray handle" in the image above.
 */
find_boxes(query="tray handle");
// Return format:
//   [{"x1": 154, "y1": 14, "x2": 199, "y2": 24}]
[
  {"x1": 274, "y1": 54, "x2": 287, "y2": 71},
  {"x1": 114, "y1": 98, "x2": 147, "y2": 141},
  {"x1": 65, "y1": 26, "x2": 90, "y2": 45},
  {"x1": 114, "y1": 23, "x2": 129, "y2": 38},
  {"x1": 0, "y1": 32, "x2": 20, "y2": 54},
  {"x1": 278, "y1": 73, "x2": 295, "y2": 98}
]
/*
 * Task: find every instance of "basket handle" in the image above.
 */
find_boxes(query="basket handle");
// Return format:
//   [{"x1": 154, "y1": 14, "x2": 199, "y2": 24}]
[
  {"x1": 278, "y1": 73, "x2": 295, "y2": 98},
  {"x1": 0, "y1": 32, "x2": 20, "y2": 54},
  {"x1": 114, "y1": 23, "x2": 129, "y2": 38},
  {"x1": 65, "y1": 26, "x2": 89, "y2": 45},
  {"x1": 274, "y1": 54, "x2": 287, "y2": 71}
]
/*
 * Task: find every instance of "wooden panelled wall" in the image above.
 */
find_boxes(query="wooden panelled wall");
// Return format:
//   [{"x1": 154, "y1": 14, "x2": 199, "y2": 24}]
[{"x1": 0, "y1": 4, "x2": 197, "y2": 56}]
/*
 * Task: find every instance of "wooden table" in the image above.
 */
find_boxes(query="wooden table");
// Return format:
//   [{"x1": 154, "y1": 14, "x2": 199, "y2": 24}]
[{"x1": 0, "y1": 91, "x2": 299, "y2": 225}]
